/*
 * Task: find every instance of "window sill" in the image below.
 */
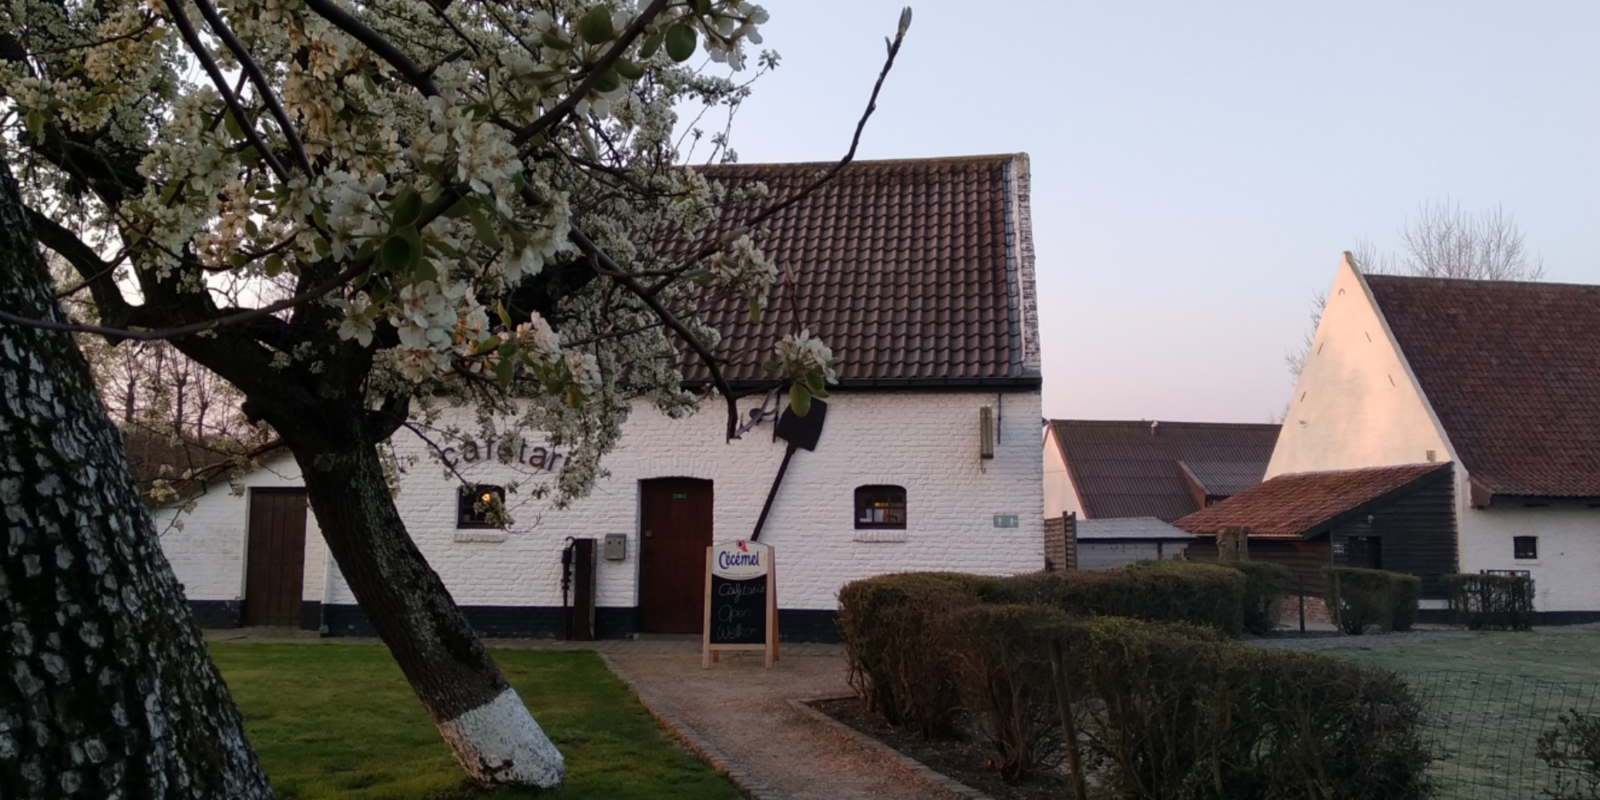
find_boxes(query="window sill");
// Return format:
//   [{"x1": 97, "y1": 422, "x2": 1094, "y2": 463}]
[
  {"x1": 454, "y1": 530, "x2": 509, "y2": 543},
  {"x1": 853, "y1": 529, "x2": 908, "y2": 543}
]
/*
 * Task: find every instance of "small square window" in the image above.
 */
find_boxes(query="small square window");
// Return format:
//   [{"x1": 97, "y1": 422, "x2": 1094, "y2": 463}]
[
  {"x1": 1513, "y1": 536, "x2": 1538, "y2": 560},
  {"x1": 855, "y1": 485, "x2": 906, "y2": 530},
  {"x1": 458, "y1": 485, "x2": 504, "y2": 529}
]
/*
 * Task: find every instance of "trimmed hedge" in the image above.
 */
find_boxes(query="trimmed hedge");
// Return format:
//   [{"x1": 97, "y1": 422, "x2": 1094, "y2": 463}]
[
  {"x1": 984, "y1": 561, "x2": 1247, "y2": 637},
  {"x1": 1445, "y1": 572, "x2": 1536, "y2": 630},
  {"x1": 1224, "y1": 560, "x2": 1290, "y2": 635},
  {"x1": 835, "y1": 572, "x2": 991, "y2": 735},
  {"x1": 941, "y1": 604, "x2": 1073, "y2": 781},
  {"x1": 839, "y1": 573, "x2": 1435, "y2": 796},
  {"x1": 1325, "y1": 566, "x2": 1422, "y2": 634},
  {"x1": 1068, "y1": 617, "x2": 1432, "y2": 800},
  {"x1": 931, "y1": 610, "x2": 1433, "y2": 797}
]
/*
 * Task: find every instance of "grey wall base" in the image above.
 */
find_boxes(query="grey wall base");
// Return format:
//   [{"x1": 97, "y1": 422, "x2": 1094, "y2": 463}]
[{"x1": 190, "y1": 603, "x2": 842, "y2": 642}]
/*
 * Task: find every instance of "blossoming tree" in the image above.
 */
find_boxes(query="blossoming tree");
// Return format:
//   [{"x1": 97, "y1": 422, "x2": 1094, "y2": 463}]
[{"x1": 0, "y1": 0, "x2": 908, "y2": 788}]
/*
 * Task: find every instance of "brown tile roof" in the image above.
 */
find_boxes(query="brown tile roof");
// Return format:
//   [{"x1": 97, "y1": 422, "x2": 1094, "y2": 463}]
[
  {"x1": 1367, "y1": 274, "x2": 1600, "y2": 498},
  {"x1": 1049, "y1": 420, "x2": 1281, "y2": 521},
  {"x1": 1173, "y1": 463, "x2": 1450, "y2": 539},
  {"x1": 658, "y1": 154, "x2": 1039, "y2": 386}
]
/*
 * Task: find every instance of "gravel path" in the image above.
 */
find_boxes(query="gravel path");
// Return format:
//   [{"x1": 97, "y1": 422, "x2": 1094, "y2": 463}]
[{"x1": 604, "y1": 647, "x2": 969, "y2": 800}]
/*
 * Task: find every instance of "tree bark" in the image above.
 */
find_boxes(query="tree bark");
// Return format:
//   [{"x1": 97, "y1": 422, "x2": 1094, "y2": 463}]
[
  {"x1": 265, "y1": 414, "x2": 566, "y2": 788},
  {"x1": 0, "y1": 163, "x2": 273, "y2": 797}
]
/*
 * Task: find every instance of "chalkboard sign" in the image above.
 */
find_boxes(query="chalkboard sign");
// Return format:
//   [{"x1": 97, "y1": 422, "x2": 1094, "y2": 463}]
[{"x1": 702, "y1": 540, "x2": 777, "y2": 668}]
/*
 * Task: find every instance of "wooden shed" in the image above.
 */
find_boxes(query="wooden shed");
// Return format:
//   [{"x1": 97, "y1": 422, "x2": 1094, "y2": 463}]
[{"x1": 1174, "y1": 463, "x2": 1457, "y2": 599}]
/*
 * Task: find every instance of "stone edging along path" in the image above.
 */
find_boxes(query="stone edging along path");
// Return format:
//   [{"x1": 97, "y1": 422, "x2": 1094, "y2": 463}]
[{"x1": 786, "y1": 698, "x2": 994, "y2": 800}]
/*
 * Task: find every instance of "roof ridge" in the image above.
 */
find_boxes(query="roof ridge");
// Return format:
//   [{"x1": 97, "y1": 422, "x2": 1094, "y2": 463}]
[
  {"x1": 690, "y1": 153, "x2": 1022, "y2": 172},
  {"x1": 1050, "y1": 418, "x2": 1281, "y2": 429},
  {"x1": 1364, "y1": 273, "x2": 1600, "y2": 292}
]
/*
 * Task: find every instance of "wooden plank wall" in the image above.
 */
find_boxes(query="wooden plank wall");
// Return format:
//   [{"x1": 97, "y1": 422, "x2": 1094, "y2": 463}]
[
  {"x1": 1043, "y1": 512, "x2": 1076, "y2": 571},
  {"x1": 1330, "y1": 468, "x2": 1457, "y2": 599}
]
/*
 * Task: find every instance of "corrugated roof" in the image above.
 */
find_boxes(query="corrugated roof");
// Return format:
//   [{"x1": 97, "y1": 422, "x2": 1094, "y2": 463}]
[
  {"x1": 1049, "y1": 420, "x2": 1281, "y2": 521},
  {"x1": 1077, "y1": 517, "x2": 1196, "y2": 541},
  {"x1": 1178, "y1": 459, "x2": 1268, "y2": 498},
  {"x1": 1367, "y1": 274, "x2": 1600, "y2": 498},
  {"x1": 1172, "y1": 463, "x2": 1450, "y2": 539},
  {"x1": 657, "y1": 155, "x2": 1039, "y2": 386}
]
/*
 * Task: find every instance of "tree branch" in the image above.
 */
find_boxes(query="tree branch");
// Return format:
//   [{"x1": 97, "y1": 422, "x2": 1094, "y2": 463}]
[
  {"x1": 303, "y1": 0, "x2": 439, "y2": 97},
  {"x1": 512, "y1": 0, "x2": 671, "y2": 147},
  {"x1": 647, "y1": 7, "x2": 910, "y2": 295},
  {"x1": 26, "y1": 207, "x2": 134, "y2": 325},
  {"x1": 191, "y1": 0, "x2": 314, "y2": 176},
  {"x1": 0, "y1": 259, "x2": 365, "y2": 341},
  {"x1": 162, "y1": 0, "x2": 289, "y2": 182},
  {"x1": 568, "y1": 228, "x2": 740, "y2": 441}
]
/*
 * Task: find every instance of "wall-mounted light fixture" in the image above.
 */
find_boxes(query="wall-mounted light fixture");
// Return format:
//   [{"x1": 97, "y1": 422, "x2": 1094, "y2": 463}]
[{"x1": 979, "y1": 406, "x2": 995, "y2": 459}]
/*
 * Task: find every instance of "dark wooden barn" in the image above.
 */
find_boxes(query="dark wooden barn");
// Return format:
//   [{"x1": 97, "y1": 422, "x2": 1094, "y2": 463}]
[{"x1": 1174, "y1": 463, "x2": 1457, "y2": 599}]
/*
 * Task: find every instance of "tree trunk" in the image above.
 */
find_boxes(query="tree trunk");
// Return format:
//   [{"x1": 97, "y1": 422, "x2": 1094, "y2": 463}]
[
  {"x1": 0, "y1": 163, "x2": 273, "y2": 797},
  {"x1": 271, "y1": 418, "x2": 565, "y2": 789}
]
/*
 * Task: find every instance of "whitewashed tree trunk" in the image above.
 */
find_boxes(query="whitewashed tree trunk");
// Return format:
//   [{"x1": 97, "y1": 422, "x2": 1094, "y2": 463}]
[
  {"x1": 0, "y1": 162, "x2": 274, "y2": 798},
  {"x1": 280, "y1": 428, "x2": 566, "y2": 788}
]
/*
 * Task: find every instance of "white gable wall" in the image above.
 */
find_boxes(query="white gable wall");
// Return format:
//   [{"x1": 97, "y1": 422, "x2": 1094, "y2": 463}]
[
  {"x1": 1043, "y1": 425, "x2": 1085, "y2": 519},
  {"x1": 1268, "y1": 257, "x2": 1453, "y2": 478}
]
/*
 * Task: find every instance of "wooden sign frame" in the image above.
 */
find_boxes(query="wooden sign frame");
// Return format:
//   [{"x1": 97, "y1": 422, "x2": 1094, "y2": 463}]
[{"x1": 702, "y1": 541, "x2": 779, "y2": 669}]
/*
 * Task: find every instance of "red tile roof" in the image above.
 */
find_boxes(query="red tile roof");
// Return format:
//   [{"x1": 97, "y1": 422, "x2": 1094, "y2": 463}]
[
  {"x1": 1367, "y1": 275, "x2": 1600, "y2": 498},
  {"x1": 1173, "y1": 463, "x2": 1450, "y2": 539},
  {"x1": 1049, "y1": 420, "x2": 1280, "y2": 521},
  {"x1": 658, "y1": 155, "x2": 1040, "y2": 386}
]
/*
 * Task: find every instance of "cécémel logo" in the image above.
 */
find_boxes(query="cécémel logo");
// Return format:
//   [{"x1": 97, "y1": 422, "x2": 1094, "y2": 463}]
[{"x1": 711, "y1": 539, "x2": 769, "y2": 579}]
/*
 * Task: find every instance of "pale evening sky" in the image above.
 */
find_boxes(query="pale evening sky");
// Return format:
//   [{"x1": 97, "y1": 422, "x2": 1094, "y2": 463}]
[{"x1": 697, "y1": 2, "x2": 1600, "y2": 424}]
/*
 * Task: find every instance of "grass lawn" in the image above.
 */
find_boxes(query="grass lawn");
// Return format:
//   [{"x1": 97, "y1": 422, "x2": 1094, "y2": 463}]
[
  {"x1": 211, "y1": 643, "x2": 743, "y2": 800},
  {"x1": 1318, "y1": 631, "x2": 1600, "y2": 800}
]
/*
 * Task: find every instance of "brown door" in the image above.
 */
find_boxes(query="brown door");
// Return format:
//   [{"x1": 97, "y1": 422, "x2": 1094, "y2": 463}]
[
  {"x1": 244, "y1": 488, "x2": 308, "y2": 627},
  {"x1": 637, "y1": 478, "x2": 713, "y2": 633}
]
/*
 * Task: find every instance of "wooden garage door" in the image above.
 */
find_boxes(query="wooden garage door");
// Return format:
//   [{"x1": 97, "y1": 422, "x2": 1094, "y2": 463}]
[
  {"x1": 244, "y1": 488, "x2": 308, "y2": 627},
  {"x1": 637, "y1": 478, "x2": 713, "y2": 633}
]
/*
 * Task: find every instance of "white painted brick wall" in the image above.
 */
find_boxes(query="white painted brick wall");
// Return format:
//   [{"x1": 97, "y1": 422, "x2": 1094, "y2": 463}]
[
  {"x1": 1459, "y1": 494, "x2": 1600, "y2": 613},
  {"x1": 159, "y1": 390, "x2": 1045, "y2": 613},
  {"x1": 152, "y1": 452, "x2": 325, "y2": 602}
]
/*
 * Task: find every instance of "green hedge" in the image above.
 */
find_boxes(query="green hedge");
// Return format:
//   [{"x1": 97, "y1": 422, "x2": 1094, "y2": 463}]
[
  {"x1": 983, "y1": 561, "x2": 1246, "y2": 637},
  {"x1": 940, "y1": 604, "x2": 1073, "y2": 781},
  {"x1": 935, "y1": 611, "x2": 1433, "y2": 797},
  {"x1": 1445, "y1": 573, "x2": 1536, "y2": 630},
  {"x1": 1325, "y1": 567, "x2": 1422, "y2": 634},
  {"x1": 1223, "y1": 560, "x2": 1290, "y2": 635},
  {"x1": 1070, "y1": 617, "x2": 1432, "y2": 799},
  {"x1": 839, "y1": 573, "x2": 1435, "y2": 795},
  {"x1": 835, "y1": 572, "x2": 991, "y2": 735}
]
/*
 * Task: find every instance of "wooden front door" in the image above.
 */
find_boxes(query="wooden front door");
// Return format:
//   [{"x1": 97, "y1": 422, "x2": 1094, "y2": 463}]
[
  {"x1": 637, "y1": 478, "x2": 713, "y2": 633},
  {"x1": 244, "y1": 488, "x2": 308, "y2": 627}
]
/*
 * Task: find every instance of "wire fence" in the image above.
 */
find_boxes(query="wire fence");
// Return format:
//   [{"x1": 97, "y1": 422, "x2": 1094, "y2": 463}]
[{"x1": 1408, "y1": 671, "x2": 1600, "y2": 800}]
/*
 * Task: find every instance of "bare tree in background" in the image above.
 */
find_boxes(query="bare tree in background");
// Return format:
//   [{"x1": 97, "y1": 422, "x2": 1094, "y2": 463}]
[
  {"x1": 1287, "y1": 201, "x2": 1544, "y2": 379},
  {"x1": 1349, "y1": 201, "x2": 1544, "y2": 281},
  {"x1": 53, "y1": 260, "x2": 274, "y2": 500}
]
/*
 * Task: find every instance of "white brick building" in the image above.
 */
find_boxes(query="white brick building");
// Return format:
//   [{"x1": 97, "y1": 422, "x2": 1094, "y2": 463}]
[
  {"x1": 156, "y1": 154, "x2": 1046, "y2": 640},
  {"x1": 1268, "y1": 254, "x2": 1600, "y2": 619}
]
